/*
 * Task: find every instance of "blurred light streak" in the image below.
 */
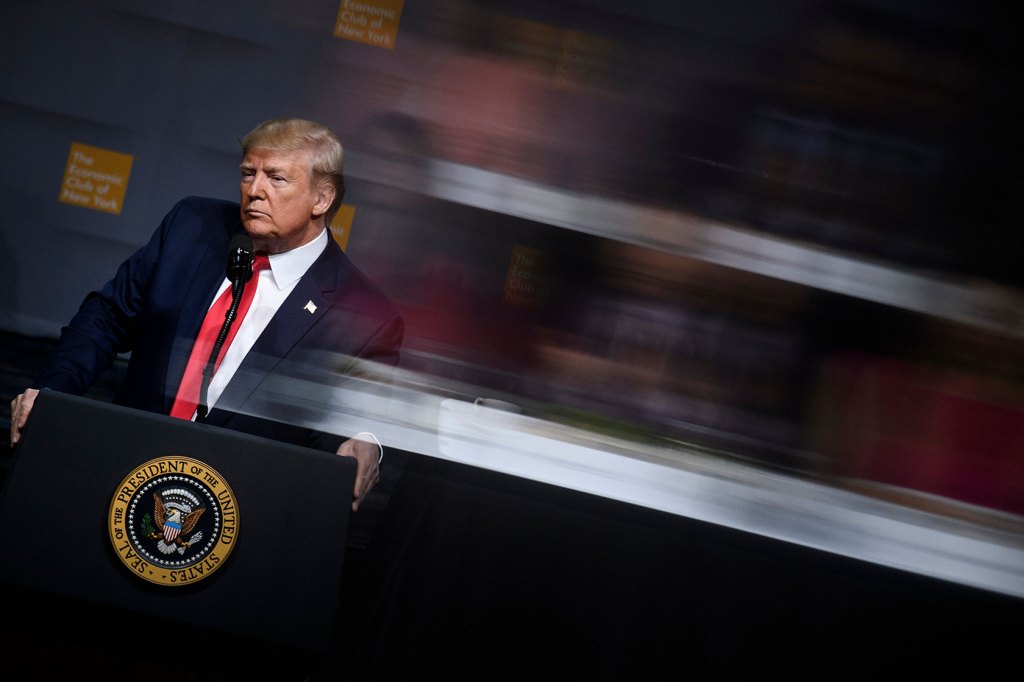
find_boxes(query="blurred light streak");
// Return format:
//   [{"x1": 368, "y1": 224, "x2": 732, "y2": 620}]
[
  {"x1": 220, "y1": 360, "x2": 1024, "y2": 600},
  {"x1": 346, "y1": 150, "x2": 1024, "y2": 339}
]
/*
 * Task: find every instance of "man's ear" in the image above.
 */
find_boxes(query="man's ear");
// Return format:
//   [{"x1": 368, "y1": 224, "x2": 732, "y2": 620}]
[{"x1": 312, "y1": 182, "x2": 336, "y2": 218}]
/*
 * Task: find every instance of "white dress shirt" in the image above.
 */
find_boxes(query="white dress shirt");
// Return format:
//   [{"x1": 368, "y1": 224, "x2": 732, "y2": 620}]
[{"x1": 206, "y1": 228, "x2": 329, "y2": 409}]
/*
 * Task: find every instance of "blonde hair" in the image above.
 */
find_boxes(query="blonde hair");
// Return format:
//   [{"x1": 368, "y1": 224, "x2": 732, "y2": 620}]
[{"x1": 241, "y1": 118, "x2": 345, "y2": 223}]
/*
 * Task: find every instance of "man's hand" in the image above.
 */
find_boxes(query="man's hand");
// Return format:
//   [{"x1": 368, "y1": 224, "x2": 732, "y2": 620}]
[
  {"x1": 336, "y1": 435, "x2": 381, "y2": 512},
  {"x1": 10, "y1": 388, "x2": 39, "y2": 447}
]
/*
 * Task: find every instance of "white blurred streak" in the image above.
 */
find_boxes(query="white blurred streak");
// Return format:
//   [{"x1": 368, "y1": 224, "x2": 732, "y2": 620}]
[
  {"x1": 231, "y1": 359, "x2": 1024, "y2": 600},
  {"x1": 348, "y1": 149, "x2": 1024, "y2": 339}
]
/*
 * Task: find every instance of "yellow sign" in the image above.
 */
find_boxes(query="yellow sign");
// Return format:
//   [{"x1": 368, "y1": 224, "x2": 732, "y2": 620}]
[
  {"x1": 503, "y1": 17, "x2": 619, "y2": 91},
  {"x1": 503, "y1": 245, "x2": 551, "y2": 310},
  {"x1": 334, "y1": 0, "x2": 404, "y2": 49},
  {"x1": 329, "y1": 204, "x2": 356, "y2": 251},
  {"x1": 59, "y1": 142, "x2": 133, "y2": 215}
]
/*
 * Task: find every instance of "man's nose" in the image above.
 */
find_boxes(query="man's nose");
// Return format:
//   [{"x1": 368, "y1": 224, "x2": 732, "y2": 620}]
[{"x1": 247, "y1": 174, "x2": 266, "y2": 198}]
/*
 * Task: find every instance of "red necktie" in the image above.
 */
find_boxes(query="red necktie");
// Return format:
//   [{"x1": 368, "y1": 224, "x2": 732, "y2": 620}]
[{"x1": 170, "y1": 254, "x2": 270, "y2": 420}]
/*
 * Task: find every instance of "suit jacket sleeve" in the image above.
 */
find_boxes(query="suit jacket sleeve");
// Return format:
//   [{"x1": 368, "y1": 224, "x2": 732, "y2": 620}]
[{"x1": 30, "y1": 199, "x2": 186, "y2": 394}]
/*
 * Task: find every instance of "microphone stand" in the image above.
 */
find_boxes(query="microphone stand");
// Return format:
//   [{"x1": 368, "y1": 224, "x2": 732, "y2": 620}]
[
  {"x1": 194, "y1": 276, "x2": 246, "y2": 419},
  {"x1": 196, "y1": 278, "x2": 246, "y2": 423},
  {"x1": 195, "y1": 235, "x2": 254, "y2": 423}
]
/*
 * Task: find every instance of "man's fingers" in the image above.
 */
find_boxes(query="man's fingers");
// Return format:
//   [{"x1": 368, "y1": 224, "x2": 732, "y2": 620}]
[
  {"x1": 351, "y1": 467, "x2": 381, "y2": 511},
  {"x1": 338, "y1": 437, "x2": 381, "y2": 512},
  {"x1": 10, "y1": 389, "x2": 39, "y2": 446}
]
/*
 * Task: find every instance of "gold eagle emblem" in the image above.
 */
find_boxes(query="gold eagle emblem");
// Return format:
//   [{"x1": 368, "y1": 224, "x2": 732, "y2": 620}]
[{"x1": 148, "y1": 489, "x2": 206, "y2": 554}]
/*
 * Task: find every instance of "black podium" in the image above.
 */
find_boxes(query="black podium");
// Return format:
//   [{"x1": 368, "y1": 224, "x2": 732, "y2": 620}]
[{"x1": 0, "y1": 390, "x2": 356, "y2": 678}]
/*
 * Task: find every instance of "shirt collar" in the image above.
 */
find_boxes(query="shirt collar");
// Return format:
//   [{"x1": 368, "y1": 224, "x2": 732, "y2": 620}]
[{"x1": 265, "y1": 229, "x2": 328, "y2": 290}]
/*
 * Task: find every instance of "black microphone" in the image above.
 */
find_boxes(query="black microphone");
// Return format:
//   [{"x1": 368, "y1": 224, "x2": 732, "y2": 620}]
[
  {"x1": 196, "y1": 234, "x2": 256, "y2": 423},
  {"x1": 226, "y1": 233, "x2": 255, "y2": 283}
]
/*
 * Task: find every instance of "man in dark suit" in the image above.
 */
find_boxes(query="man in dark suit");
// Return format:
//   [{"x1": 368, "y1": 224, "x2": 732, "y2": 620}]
[{"x1": 9, "y1": 118, "x2": 403, "y2": 511}]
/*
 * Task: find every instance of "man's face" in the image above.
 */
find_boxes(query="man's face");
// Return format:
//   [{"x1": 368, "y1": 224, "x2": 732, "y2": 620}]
[{"x1": 239, "y1": 148, "x2": 331, "y2": 254}]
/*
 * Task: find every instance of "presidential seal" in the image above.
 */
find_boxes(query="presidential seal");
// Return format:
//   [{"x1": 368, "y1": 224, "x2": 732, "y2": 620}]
[{"x1": 108, "y1": 456, "x2": 239, "y2": 586}]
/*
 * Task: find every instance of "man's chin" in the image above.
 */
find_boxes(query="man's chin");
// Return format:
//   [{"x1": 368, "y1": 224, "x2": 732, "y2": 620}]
[
  {"x1": 241, "y1": 224, "x2": 271, "y2": 250},
  {"x1": 242, "y1": 218, "x2": 268, "y2": 235}
]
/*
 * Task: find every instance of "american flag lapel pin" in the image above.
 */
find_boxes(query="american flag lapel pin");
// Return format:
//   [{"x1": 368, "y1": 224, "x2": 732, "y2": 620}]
[{"x1": 304, "y1": 300, "x2": 317, "y2": 314}]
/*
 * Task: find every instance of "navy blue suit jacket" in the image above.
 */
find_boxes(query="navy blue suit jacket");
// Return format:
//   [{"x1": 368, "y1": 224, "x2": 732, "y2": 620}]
[{"x1": 33, "y1": 196, "x2": 404, "y2": 451}]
